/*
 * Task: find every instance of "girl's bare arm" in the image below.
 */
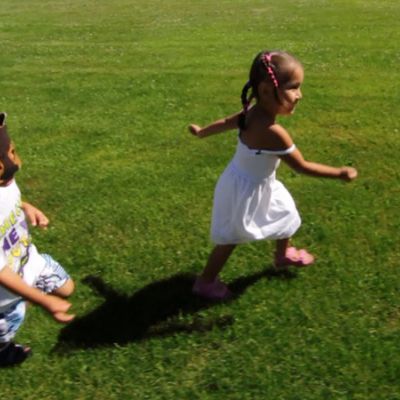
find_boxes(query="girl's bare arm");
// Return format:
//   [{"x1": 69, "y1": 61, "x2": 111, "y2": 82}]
[
  {"x1": 266, "y1": 125, "x2": 357, "y2": 181},
  {"x1": 282, "y1": 149, "x2": 357, "y2": 181},
  {"x1": 189, "y1": 112, "x2": 241, "y2": 138}
]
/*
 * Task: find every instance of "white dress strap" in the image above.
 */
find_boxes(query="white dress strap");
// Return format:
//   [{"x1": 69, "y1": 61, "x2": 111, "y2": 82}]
[
  {"x1": 237, "y1": 135, "x2": 296, "y2": 156},
  {"x1": 255, "y1": 144, "x2": 296, "y2": 155}
]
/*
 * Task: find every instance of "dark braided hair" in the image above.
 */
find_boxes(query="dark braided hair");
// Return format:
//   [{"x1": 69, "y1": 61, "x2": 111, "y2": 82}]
[
  {"x1": 238, "y1": 81, "x2": 252, "y2": 130},
  {"x1": 238, "y1": 50, "x2": 302, "y2": 130}
]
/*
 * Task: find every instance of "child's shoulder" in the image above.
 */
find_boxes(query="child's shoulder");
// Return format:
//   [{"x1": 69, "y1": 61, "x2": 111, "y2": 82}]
[
  {"x1": 262, "y1": 123, "x2": 294, "y2": 150},
  {"x1": 241, "y1": 122, "x2": 293, "y2": 151}
]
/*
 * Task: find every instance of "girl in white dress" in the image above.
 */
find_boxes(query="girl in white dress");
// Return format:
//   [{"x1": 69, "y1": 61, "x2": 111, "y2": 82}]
[{"x1": 189, "y1": 50, "x2": 357, "y2": 300}]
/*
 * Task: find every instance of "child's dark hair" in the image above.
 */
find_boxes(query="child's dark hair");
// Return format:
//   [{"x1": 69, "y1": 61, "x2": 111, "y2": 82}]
[{"x1": 238, "y1": 50, "x2": 302, "y2": 130}]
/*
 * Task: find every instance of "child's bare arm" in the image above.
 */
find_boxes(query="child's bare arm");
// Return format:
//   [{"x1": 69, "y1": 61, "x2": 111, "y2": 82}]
[
  {"x1": 189, "y1": 112, "x2": 241, "y2": 138},
  {"x1": 0, "y1": 265, "x2": 74, "y2": 323},
  {"x1": 21, "y1": 202, "x2": 49, "y2": 228},
  {"x1": 281, "y1": 149, "x2": 357, "y2": 181},
  {"x1": 265, "y1": 125, "x2": 357, "y2": 181}
]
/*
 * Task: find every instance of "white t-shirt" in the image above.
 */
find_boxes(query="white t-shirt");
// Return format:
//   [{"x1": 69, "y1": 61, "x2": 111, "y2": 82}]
[{"x1": 0, "y1": 180, "x2": 46, "y2": 311}]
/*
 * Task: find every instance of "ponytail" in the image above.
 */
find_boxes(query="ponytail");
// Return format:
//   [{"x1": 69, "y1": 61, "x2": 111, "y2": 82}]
[{"x1": 238, "y1": 81, "x2": 252, "y2": 130}]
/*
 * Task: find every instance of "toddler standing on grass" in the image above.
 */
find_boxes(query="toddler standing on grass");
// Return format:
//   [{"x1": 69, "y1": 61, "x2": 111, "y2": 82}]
[
  {"x1": 189, "y1": 50, "x2": 357, "y2": 300},
  {"x1": 0, "y1": 113, "x2": 75, "y2": 367}
]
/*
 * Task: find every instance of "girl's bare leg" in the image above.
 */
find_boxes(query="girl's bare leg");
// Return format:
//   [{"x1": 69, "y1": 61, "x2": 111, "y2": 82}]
[
  {"x1": 200, "y1": 244, "x2": 236, "y2": 282},
  {"x1": 275, "y1": 238, "x2": 290, "y2": 260}
]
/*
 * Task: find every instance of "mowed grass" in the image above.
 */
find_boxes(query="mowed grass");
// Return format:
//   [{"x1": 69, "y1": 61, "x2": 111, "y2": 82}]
[{"x1": 0, "y1": 0, "x2": 399, "y2": 399}]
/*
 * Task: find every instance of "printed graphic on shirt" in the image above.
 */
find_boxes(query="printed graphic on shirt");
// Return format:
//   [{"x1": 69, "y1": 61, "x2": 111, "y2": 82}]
[{"x1": 0, "y1": 199, "x2": 31, "y2": 276}]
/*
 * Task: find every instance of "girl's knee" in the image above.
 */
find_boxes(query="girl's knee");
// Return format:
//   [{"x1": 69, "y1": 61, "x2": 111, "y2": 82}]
[{"x1": 54, "y1": 279, "x2": 75, "y2": 298}]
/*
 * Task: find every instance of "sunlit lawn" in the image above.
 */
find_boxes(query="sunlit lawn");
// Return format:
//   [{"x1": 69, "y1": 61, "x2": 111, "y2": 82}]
[{"x1": 1, "y1": 1, "x2": 399, "y2": 399}]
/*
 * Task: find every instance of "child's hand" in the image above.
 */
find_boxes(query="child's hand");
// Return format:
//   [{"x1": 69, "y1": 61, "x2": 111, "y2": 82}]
[
  {"x1": 188, "y1": 124, "x2": 203, "y2": 137},
  {"x1": 340, "y1": 167, "x2": 358, "y2": 181},
  {"x1": 22, "y1": 202, "x2": 49, "y2": 228},
  {"x1": 42, "y1": 294, "x2": 75, "y2": 323}
]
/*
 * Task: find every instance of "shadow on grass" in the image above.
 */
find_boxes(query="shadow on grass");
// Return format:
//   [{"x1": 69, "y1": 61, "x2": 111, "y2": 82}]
[{"x1": 55, "y1": 266, "x2": 296, "y2": 351}]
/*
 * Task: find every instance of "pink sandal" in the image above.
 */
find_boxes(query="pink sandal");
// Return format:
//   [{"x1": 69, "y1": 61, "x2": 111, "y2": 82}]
[
  {"x1": 192, "y1": 277, "x2": 232, "y2": 300},
  {"x1": 275, "y1": 247, "x2": 315, "y2": 268}
]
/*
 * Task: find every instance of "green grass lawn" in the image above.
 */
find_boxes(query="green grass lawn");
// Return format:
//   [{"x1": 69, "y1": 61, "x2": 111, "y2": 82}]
[{"x1": 1, "y1": 0, "x2": 400, "y2": 398}]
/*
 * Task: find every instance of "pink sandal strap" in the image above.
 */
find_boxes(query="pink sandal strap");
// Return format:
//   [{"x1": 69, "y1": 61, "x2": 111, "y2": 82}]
[{"x1": 275, "y1": 247, "x2": 314, "y2": 268}]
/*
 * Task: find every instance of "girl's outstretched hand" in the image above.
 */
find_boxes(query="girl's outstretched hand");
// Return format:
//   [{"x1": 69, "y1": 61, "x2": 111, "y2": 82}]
[
  {"x1": 188, "y1": 124, "x2": 202, "y2": 137},
  {"x1": 340, "y1": 167, "x2": 358, "y2": 181}
]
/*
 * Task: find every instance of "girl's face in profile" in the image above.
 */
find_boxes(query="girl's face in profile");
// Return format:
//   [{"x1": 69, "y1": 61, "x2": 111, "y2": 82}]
[{"x1": 277, "y1": 65, "x2": 304, "y2": 115}]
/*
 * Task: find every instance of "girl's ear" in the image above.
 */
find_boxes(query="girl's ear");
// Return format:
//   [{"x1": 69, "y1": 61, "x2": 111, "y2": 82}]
[{"x1": 258, "y1": 81, "x2": 273, "y2": 100}]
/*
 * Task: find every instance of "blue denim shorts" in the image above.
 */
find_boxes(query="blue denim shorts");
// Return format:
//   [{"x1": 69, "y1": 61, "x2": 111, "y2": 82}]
[{"x1": 0, "y1": 254, "x2": 70, "y2": 343}]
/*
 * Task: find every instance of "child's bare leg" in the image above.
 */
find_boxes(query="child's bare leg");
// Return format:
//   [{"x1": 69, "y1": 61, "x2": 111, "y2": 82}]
[
  {"x1": 52, "y1": 278, "x2": 75, "y2": 298},
  {"x1": 193, "y1": 244, "x2": 236, "y2": 300},
  {"x1": 275, "y1": 238, "x2": 290, "y2": 260},
  {"x1": 200, "y1": 244, "x2": 236, "y2": 283}
]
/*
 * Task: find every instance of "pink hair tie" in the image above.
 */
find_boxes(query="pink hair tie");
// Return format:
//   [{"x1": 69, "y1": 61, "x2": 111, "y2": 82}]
[{"x1": 262, "y1": 53, "x2": 279, "y2": 88}]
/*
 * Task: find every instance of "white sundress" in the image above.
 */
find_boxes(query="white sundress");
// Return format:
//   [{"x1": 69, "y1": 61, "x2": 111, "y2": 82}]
[{"x1": 211, "y1": 136, "x2": 301, "y2": 244}]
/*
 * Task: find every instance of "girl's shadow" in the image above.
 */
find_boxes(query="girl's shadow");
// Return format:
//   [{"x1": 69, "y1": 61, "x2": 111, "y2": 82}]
[{"x1": 55, "y1": 266, "x2": 296, "y2": 351}]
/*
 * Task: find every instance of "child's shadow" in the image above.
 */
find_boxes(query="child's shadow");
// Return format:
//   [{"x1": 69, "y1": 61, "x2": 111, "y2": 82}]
[{"x1": 55, "y1": 266, "x2": 296, "y2": 351}]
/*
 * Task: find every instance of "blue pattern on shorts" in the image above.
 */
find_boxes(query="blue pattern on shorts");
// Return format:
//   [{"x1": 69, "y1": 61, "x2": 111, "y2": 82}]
[
  {"x1": 35, "y1": 254, "x2": 70, "y2": 294},
  {"x1": 0, "y1": 300, "x2": 26, "y2": 343},
  {"x1": 0, "y1": 254, "x2": 69, "y2": 342}
]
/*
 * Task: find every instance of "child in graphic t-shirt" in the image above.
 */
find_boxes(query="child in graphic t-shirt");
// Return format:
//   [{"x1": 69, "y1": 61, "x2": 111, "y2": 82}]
[{"x1": 0, "y1": 113, "x2": 75, "y2": 367}]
